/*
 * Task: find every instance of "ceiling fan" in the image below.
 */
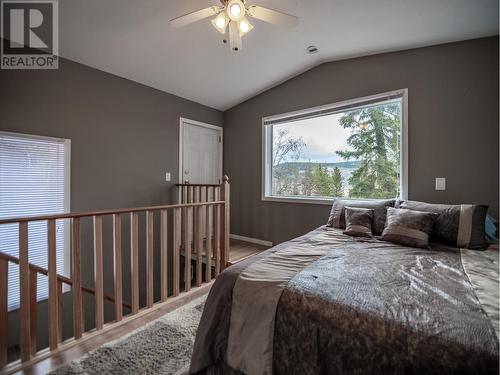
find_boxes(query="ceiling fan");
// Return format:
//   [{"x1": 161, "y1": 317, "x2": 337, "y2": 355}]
[{"x1": 170, "y1": 0, "x2": 298, "y2": 52}]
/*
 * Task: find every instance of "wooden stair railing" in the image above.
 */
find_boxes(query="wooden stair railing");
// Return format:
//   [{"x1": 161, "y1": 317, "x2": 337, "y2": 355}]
[{"x1": 0, "y1": 176, "x2": 230, "y2": 374}]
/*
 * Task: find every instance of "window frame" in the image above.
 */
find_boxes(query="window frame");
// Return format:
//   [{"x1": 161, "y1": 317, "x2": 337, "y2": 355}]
[
  {"x1": 0, "y1": 130, "x2": 71, "y2": 308},
  {"x1": 261, "y1": 89, "x2": 408, "y2": 204}
]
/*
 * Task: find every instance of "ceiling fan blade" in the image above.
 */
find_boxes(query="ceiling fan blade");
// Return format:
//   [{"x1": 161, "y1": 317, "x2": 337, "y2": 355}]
[
  {"x1": 170, "y1": 6, "x2": 220, "y2": 28},
  {"x1": 247, "y1": 6, "x2": 298, "y2": 28}
]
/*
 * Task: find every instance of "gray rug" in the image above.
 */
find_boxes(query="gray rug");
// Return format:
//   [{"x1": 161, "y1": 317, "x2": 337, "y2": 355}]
[{"x1": 49, "y1": 296, "x2": 207, "y2": 375}]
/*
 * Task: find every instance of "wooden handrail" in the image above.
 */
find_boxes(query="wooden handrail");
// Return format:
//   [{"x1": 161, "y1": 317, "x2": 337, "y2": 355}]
[
  {"x1": 176, "y1": 183, "x2": 220, "y2": 187},
  {"x1": 0, "y1": 252, "x2": 132, "y2": 309},
  {"x1": 0, "y1": 201, "x2": 224, "y2": 225}
]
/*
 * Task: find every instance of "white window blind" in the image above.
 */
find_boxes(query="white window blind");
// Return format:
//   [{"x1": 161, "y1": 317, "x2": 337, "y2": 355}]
[{"x1": 0, "y1": 132, "x2": 70, "y2": 311}]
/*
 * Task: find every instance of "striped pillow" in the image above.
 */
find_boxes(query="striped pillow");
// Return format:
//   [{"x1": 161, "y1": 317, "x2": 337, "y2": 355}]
[
  {"x1": 343, "y1": 207, "x2": 374, "y2": 238},
  {"x1": 380, "y1": 208, "x2": 438, "y2": 248}
]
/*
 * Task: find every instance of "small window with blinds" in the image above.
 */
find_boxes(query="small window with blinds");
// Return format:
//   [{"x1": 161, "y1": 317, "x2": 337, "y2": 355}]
[
  {"x1": 0, "y1": 132, "x2": 70, "y2": 311},
  {"x1": 262, "y1": 90, "x2": 408, "y2": 204}
]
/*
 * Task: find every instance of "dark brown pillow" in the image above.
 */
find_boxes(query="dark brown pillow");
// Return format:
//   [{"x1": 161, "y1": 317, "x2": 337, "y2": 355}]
[
  {"x1": 399, "y1": 200, "x2": 488, "y2": 250},
  {"x1": 380, "y1": 207, "x2": 438, "y2": 248},
  {"x1": 343, "y1": 207, "x2": 374, "y2": 238},
  {"x1": 326, "y1": 198, "x2": 395, "y2": 235}
]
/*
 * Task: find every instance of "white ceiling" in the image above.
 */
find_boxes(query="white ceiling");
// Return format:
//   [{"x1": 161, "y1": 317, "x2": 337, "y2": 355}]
[{"x1": 59, "y1": 0, "x2": 499, "y2": 111}]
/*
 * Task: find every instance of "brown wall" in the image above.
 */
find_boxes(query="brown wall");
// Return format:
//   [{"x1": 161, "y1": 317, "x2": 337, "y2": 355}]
[
  {"x1": 224, "y1": 37, "x2": 499, "y2": 245},
  {"x1": 0, "y1": 57, "x2": 223, "y2": 349}
]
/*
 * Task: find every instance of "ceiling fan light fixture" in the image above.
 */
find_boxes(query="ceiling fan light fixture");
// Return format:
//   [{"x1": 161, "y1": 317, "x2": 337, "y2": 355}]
[
  {"x1": 230, "y1": 4, "x2": 241, "y2": 17},
  {"x1": 238, "y1": 18, "x2": 253, "y2": 35},
  {"x1": 211, "y1": 13, "x2": 228, "y2": 33},
  {"x1": 169, "y1": 1, "x2": 298, "y2": 52},
  {"x1": 227, "y1": 0, "x2": 245, "y2": 21}
]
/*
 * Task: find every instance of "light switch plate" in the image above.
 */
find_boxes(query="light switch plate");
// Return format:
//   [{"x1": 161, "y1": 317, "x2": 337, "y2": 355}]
[
  {"x1": 435, "y1": 177, "x2": 446, "y2": 191},
  {"x1": 165, "y1": 172, "x2": 171, "y2": 182}
]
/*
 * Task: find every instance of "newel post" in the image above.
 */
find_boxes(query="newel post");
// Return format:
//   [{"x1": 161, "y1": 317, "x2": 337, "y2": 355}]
[{"x1": 220, "y1": 175, "x2": 230, "y2": 270}]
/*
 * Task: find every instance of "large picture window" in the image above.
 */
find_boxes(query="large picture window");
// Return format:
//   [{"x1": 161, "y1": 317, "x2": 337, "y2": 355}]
[
  {"x1": 0, "y1": 132, "x2": 70, "y2": 310},
  {"x1": 262, "y1": 90, "x2": 408, "y2": 203}
]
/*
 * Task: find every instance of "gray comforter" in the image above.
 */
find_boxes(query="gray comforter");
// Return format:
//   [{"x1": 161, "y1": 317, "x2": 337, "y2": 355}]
[{"x1": 190, "y1": 227, "x2": 499, "y2": 375}]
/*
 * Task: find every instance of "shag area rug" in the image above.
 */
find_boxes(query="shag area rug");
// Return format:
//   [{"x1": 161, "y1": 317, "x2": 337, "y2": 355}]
[{"x1": 49, "y1": 295, "x2": 207, "y2": 375}]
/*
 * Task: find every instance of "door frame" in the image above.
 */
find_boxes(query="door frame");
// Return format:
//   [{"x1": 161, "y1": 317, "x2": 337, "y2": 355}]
[{"x1": 178, "y1": 117, "x2": 223, "y2": 184}]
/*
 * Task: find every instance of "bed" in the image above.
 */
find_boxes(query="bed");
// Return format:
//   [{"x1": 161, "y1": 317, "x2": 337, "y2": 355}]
[{"x1": 190, "y1": 205, "x2": 499, "y2": 375}]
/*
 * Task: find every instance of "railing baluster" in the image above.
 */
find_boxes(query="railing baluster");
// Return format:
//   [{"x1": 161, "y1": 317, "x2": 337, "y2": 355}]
[
  {"x1": 19, "y1": 221, "x2": 31, "y2": 361},
  {"x1": 173, "y1": 208, "x2": 181, "y2": 296},
  {"x1": 213, "y1": 187, "x2": 220, "y2": 276},
  {"x1": 184, "y1": 206, "x2": 192, "y2": 292},
  {"x1": 71, "y1": 218, "x2": 83, "y2": 339},
  {"x1": 201, "y1": 186, "x2": 207, "y2": 240},
  {"x1": 93, "y1": 216, "x2": 104, "y2": 330},
  {"x1": 57, "y1": 279, "x2": 63, "y2": 344},
  {"x1": 205, "y1": 188, "x2": 213, "y2": 282},
  {"x1": 181, "y1": 184, "x2": 188, "y2": 254},
  {"x1": 193, "y1": 187, "x2": 201, "y2": 286},
  {"x1": 195, "y1": 205, "x2": 203, "y2": 287},
  {"x1": 81, "y1": 292, "x2": 86, "y2": 333},
  {"x1": 146, "y1": 211, "x2": 154, "y2": 307},
  {"x1": 182, "y1": 186, "x2": 187, "y2": 204},
  {"x1": 215, "y1": 204, "x2": 221, "y2": 277},
  {"x1": 29, "y1": 269, "x2": 37, "y2": 355},
  {"x1": 48, "y1": 219, "x2": 59, "y2": 350},
  {"x1": 0, "y1": 259, "x2": 9, "y2": 369},
  {"x1": 0, "y1": 258, "x2": 8, "y2": 367},
  {"x1": 113, "y1": 214, "x2": 123, "y2": 322},
  {"x1": 221, "y1": 176, "x2": 230, "y2": 271},
  {"x1": 130, "y1": 212, "x2": 139, "y2": 314},
  {"x1": 160, "y1": 209, "x2": 168, "y2": 302}
]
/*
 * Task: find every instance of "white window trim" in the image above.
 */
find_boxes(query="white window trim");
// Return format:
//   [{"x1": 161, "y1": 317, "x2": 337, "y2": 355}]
[
  {"x1": 261, "y1": 89, "x2": 408, "y2": 204},
  {"x1": 0, "y1": 131, "x2": 71, "y2": 301}
]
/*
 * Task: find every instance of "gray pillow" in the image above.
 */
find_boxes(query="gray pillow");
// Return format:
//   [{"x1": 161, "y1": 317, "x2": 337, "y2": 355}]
[
  {"x1": 343, "y1": 207, "x2": 374, "y2": 238},
  {"x1": 380, "y1": 207, "x2": 438, "y2": 248},
  {"x1": 399, "y1": 200, "x2": 488, "y2": 250},
  {"x1": 326, "y1": 198, "x2": 395, "y2": 235}
]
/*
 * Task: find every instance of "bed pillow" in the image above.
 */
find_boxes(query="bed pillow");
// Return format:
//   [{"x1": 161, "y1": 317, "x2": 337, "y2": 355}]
[
  {"x1": 399, "y1": 200, "x2": 488, "y2": 250},
  {"x1": 343, "y1": 207, "x2": 374, "y2": 238},
  {"x1": 326, "y1": 198, "x2": 395, "y2": 235},
  {"x1": 380, "y1": 207, "x2": 438, "y2": 248}
]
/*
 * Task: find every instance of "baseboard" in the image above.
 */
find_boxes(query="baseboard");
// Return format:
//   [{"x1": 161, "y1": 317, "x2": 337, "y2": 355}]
[{"x1": 230, "y1": 234, "x2": 273, "y2": 247}]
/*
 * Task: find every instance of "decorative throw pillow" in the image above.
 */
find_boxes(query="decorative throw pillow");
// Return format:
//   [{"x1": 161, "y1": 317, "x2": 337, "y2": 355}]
[
  {"x1": 380, "y1": 207, "x2": 438, "y2": 248},
  {"x1": 326, "y1": 198, "x2": 395, "y2": 235},
  {"x1": 399, "y1": 200, "x2": 488, "y2": 250},
  {"x1": 343, "y1": 207, "x2": 374, "y2": 238}
]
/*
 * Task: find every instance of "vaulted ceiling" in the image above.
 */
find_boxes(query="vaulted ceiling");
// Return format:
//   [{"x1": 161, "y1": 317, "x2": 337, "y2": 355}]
[{"x1": 59, "y1": 0, "x2": 499, "y2": 110}]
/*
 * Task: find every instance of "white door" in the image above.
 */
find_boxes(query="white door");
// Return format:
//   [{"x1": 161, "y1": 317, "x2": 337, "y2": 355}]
[{"x1": 180, "y1": 119, "x2": 222, "y2": 184}]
